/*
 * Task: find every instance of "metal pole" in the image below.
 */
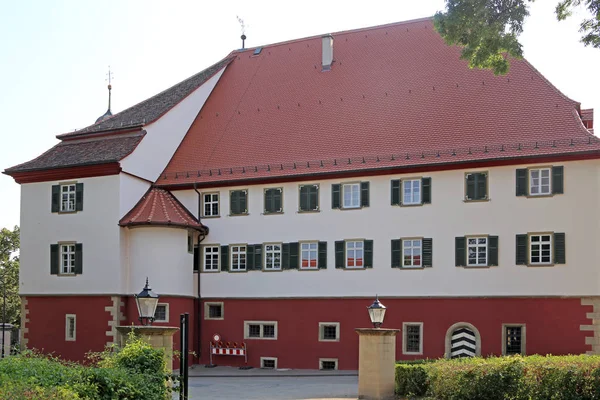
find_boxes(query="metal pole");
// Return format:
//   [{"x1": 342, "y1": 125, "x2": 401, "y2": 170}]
[
  {"x1": 2, "y1": 272, "x2": 5, "y2": 359},
  {"x1": 179, "y1": 313, "x2": 189, "y2": 400},
  {"x1": 183, "y1": 313, "x2": 189, "y2": 400}
]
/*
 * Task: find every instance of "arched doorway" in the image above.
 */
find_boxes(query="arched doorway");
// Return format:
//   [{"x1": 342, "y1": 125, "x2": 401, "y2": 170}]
[{"x1": 445, "y1": 322, "x2": 481, "y2": 358}]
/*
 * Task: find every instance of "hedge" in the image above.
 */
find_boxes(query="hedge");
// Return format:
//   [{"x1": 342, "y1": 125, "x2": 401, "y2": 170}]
[{"x1": 396, "y1": 355, "x2": 600, "y2": 400}]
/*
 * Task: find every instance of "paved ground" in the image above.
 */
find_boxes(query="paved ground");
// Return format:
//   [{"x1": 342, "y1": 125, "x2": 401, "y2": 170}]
[{"x1": 184, "y1": 375, "x2": 359, "y2": 400}]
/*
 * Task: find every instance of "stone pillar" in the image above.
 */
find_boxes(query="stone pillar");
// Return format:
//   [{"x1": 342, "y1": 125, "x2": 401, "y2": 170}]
[
  {"x1": 355, "y1": 328, "x2": 400, "y2": 400},
  {"x1": 116, "y1": 326, "x2": 179, "y2": 371},
  {"x1": 1, "y1": 323, "x2": 13, "y2": 357}
]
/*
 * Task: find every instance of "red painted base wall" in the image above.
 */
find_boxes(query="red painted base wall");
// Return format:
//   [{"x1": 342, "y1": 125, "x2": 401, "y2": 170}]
[{"x1": 199, "y1": 297, "x2": 593, "y2": 370}]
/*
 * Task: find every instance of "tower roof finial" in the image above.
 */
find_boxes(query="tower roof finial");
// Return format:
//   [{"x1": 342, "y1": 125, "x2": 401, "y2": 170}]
[{"x1": 95, "y1": 66, "x2": 114, "y2": 124}]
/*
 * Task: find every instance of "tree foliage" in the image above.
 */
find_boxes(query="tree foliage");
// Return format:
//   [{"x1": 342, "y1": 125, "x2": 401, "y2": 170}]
[
  {"x1": 0, "y1": 226, "x2": 20, "y2": 327},
  {"x1": 434, "y1": 0, "x2": 600, "y2": 75}
]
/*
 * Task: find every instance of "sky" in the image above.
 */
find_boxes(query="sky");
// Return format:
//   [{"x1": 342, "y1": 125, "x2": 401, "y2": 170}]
[{"x1": 0, "y1": 0, "x2": 598, "y2": 230}]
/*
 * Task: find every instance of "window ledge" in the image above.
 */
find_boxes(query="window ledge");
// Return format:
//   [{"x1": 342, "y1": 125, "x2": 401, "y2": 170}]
[
  {"x1": 459, "y1": 265, "x2": 496, "y2": 269},
  {"x1": 526, "y1": 263, "x2": 555, "y2": 267},
  {"x1": 396, "y1": 266, "x2": 427, "y2": 270},
  {"x1": 525, "y1": 194, "x2": 555, "y2": 199},
  {"x1": 205, "y1": 317, "x2": 224, "y2": 321},
  {"x1": 201, "y1": 270, "x2": 221, "y2": 273},
  {"x1": 228, "y1": 213, "x2": 249, "y2": 217},
  {"x1": 57, "y1": 273, "x2": 78, "y2": 277},
  {"x1": 262, "y1": 212, "x2": 284, "y2": 216},
  {"x1": 463, "y1": 198, "x2": 491, "y2": 203},
  {"x1": 299, "y1": 268, "x2": 321, "y2": 272},
  {"x1": 342, "y1": 267, "x2": 368, "y2": 271},
  {"x1": 399, "y1": 203, "x2": 424, "y2": 207},
  {"x1": 263, "y1": 268, "x2": 283, "y2": 272},
  {"x1": 402, "y1": 351, "x2": 423, "y2": 356},
  {"x1": 318, "y1": 338, "x2": 340, "y2": 342},
  {"x1": 201, "y1": 215, "x2": 221, "y2": 219},
  {"x1": 57, "y1": 211, "x2": 78, "y2": 215},
  {"x1": 297, "y1": 210, "x2": 320, "y2": 214}
]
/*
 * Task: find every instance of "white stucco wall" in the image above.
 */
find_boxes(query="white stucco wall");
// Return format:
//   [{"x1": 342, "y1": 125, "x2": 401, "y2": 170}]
[
  {"x1": 127, "y1": 227, "x2": 195, "y2": 297},
  {"x1": 172, "y1": 159, "x2": 600, "y2": 299},
  {"x1": 119, "y1": 67, "x2": 226, "y2": 182},
  {"x1": 19, "y1": 175, "x2": 123, "y2": 295}
]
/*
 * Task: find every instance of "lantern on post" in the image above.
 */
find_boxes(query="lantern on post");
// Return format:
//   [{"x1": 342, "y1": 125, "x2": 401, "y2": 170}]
[
  {"x1": 367, "y1": 295, "x2": 386, "y2": 328},
  {"x1": 135, "y1": 278, "x2": 159, "y2": 326}
]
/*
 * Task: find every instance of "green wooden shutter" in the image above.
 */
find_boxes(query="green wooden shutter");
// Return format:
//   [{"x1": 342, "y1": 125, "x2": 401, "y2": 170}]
[
  {"x1": 455, "y1": 237, "x2": 466, "y2": 267},
  {"x1": 477, "y1": 173, "x2": 487, "y2": 200},
  {"x1": 332, "y1": 184, "x2": 341, "y2": 209},
  {"x1": 240, "y1": 190, "x2": 248, "y2": 213},
  {"x1": 274, "y1": 189, "x2": 282, "y2": 212},
  {"x1": 282, "y1": 243, "x2": 291, "y2": 270},
  {"x1": 299, "y1": 186, "x2": 309, "y2": 211},
  {"x1": 74, "y1": 243, "x2": 83, "y2": 274},
  {"x1": 50, "y1": 244, "x2": 59, "y2": 274},
  {"x1": 554, "y1": 233, "x2": 566, "y2": 264},
  {"x1": 516, "y1": 169, "x2": 528, "y2": 196},
  {"x1": 552, "y1": 166, "x2": 564, "y2": 194},
  {"x1": 230, "y1": 191, "x2": 239, "y2": 215},
  {"x1": 51, "y1": 185, "x2": 60, "y2": 213},
  {"x1": 335, "y1": 241, "x2": 345, "y2": 268},
  {"x1": 75, "y1": 183, "x2": 84, "y2": 211},
  {"x1": 264, "y1": 189, "x2": 273, "y2": 213},
  {"x1": 361, "y1": 182, "x2": 370, "y2": 207},
  {"x1": 193, "y1": 246, "x2": 199, "y2": 272},
  {"x1": 364, "y1": 240, "x2": 373, "y2": 268},
  {"x1": 318, "y1": 242, "x2": 327, "y2": 269},
  {"x1": 422, "y1": 238, "x2": 433, "y2": 267},
  {"x1": 247, "y1": 245, "x2": 255, "y2": 270},
  {"x1": 391, "y1": 180, "x2": 401, "y2": 206},
  {"x1": 289, "y1": 242, "x2": 299, "y2": 269},
  {"x1": 516, "y1": 234, "x2": 528, "y2": 265},
  {"x1": 310, "y1": 185, "x2": 319, "y2": 211},
  {"x1": 391, "y1": 239, "x2": 401, "y2": 268},
  {"x1": 422, "y1": 177, "x2": 431, "y2": 204},
  {"x1": 466, "y1": 174, "x2": 476, "y2": 200},
  {"x1": 488, "y1": 236, "x2": 498, "y2": 266},
  {"x1": 254, "y1": 244, "x2": 262, "y2": 270},
  {"x1": 220, "y1": 245, "x2": 229, "y2": 271}
]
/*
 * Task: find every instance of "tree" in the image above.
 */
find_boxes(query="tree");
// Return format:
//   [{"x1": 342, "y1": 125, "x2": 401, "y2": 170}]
[
  {"x1": 0, "y1": 226, "x2": 20, "y2": 327},
  {"x1": 434, "y1": 0, "x2": 600, "y2": 75}
]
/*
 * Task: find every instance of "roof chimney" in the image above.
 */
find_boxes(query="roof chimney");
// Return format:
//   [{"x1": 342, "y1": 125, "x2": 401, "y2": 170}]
[{"x1": 322, "y1": 34, "x2": 333, "y2": 71}]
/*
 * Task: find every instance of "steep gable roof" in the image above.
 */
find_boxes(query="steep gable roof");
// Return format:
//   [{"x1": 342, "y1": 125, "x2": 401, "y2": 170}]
[{"x1": 158, "y1": 18, "x2": 599, "y2": 187}]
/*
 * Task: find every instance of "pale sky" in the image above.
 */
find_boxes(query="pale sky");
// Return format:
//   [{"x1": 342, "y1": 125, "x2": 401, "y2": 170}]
[{"x1": 1, "y1": 0, "x2": 598, "y2": 230}]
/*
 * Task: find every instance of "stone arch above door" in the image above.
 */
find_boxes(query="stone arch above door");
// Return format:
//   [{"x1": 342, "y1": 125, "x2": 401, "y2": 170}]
[{"x1": 445, "y1": 322, "x2": 481, "y2": 358}]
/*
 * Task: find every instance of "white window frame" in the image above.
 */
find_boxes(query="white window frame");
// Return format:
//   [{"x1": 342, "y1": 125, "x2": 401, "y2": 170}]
[
  {"x1": 60, "y1": 243, "x2": 76, "y2": 275},
  {"x1": 300, "y1": 242, "x2": 319, "y2": 270},
  {"x1": 345, "y1": 240, "x2": 364, "y2": 269},
  {"x1": 203, "y1": 245, "x2": 220, "y2": 272},
  {"x1": 402, "y1": 322, "x2": 423, "y2": 355},
  {"x1": 60, "y1": 184, "x2": 76, "y2": 212},
  {"x1": 467, "y1": 236, "x2": 488, "y2": 267},
  {"x1": 529, "y1": 168, "x2": 551, "y2": 196},
  {"x1": 204, "y1": 302, "x2": 224, "y2": 320},
  {"x1": 319, "y1": 358, "x2": 339, "y2": 370},
  {"x1": 319, "y1": 322, "x2": 340, "y2": 342},
  {"x1": 244, "y1": 321, "x2": 278, "y2": 340},
  {"x1": 202, "y1": 192, "x2": 220, "y2": 217},
  {"x1": 402, "y1": 238, "x2": 422, "y2": 268},
  {"x1": 264, "y1": 243, "x2": 282, "y2": 271},
  {"x1": 402, "y1": 179, "x2": 421, "y2": 205},
  {"x1": 65, "y1": 314, "x2": 76, "y2": 341},
  {"x1": 154, "y1": 303, "x2": 169, "y2": 323},
  {"x1": 230, "y1": 245, "x2": 247, "y2": 271},
  {"x1": 502, "y1": 323, "x2": 526, "y2": 356},
  {"x1": 342, "y1": 183, "x2": 360, "y2": 209},
  {"x1": 187, "y1": 231, "x2": 194, "y2": 254},
  {"x1": 260, "y1": 357, "x2": 278, "y2": 369},
  {"x1": 529, "y1": 234, "x2": 552, "y2": 265}
]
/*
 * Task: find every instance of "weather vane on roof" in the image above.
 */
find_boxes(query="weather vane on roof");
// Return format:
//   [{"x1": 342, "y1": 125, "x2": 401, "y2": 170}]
[
  {"x1": 237, "y1": 15, "x2": 247, "y2": 49},
  {"x1": 95, "y1": 66, "x2": 114, "y2": 124}
]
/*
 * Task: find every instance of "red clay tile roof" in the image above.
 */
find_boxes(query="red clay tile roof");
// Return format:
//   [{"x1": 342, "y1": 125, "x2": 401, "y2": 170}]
[
  {"x1": 158, "y1": 18, "x2": 599, "y2": 187},
  {"x1": 119, "y1": 187, "x2": 206, "y2": 231}
]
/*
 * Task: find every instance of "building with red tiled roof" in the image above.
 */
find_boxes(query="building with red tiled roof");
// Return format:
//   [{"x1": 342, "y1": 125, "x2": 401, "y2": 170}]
[{"x1": 4, "y1": 18, "x2": 600, "y2": 369}]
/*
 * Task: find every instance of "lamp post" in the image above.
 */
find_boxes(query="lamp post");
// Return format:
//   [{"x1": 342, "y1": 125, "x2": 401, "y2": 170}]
[
  {"x1": 134, "y1": 278, "x2": 159, "y2": 326},
  {"x1": 1, "y1": 266, "x2": 5, "y2": 358},
  {"x1": 367, "y1": 295, "x2": 387, "y2": 328}
]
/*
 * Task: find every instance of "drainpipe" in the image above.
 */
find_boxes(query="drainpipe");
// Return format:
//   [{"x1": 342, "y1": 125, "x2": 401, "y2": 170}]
[{"x1": 193, "y1": 183, "x2": 206, "y2": 361}]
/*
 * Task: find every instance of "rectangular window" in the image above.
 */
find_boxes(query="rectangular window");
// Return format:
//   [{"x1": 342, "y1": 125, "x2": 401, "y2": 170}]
[
  {"x1": 203, "y1": 246, "x2": 220, "y2": 271},
  {"x1": 530, "y1": 234, "x2": 552, "y2": 265},
  {"x1": 205, "y1": 302, "x2": 224, "y2": 320},
  {"x1": 503, "y1": 325, "x2": 525, "y2": 355},
  {"x1": 403, "y1": 239, "x2": 422, "y2": 268},
  {"x1": 342, "y1": 183, "x2": 360, "y2": 208},
  {"x1": 467, "y1": 237, "x2": 488, "y2": 267},
  {"x1": 529, "y1": 168, "x2": 551, "y2": 195},
  {"x1": 65, "y1": 314, "x2": 76, "y2": 341},
  {"x1": 403, "y1": 323, "x2": 423, "y2": 354},
  {"x1": 230, "y1": 190, "x2": 248, "y2": 215},
  {"x1": 301, "y1": 242, "x2": 318, "y2": 269},
  {"x1": 230, "y1": 245, "x2": 247, "y2": 271},
  {"x1": 260, "y1": 357, "x2": 277, "y2": 369},
  {"x1": 299, "y1": 184, "x2": 319, "y2": 212},
  {"x1": 319, "y1": 322, "x2": 340, "y2": 342},
  {"x1": 187, "y1": 232, "x2": 193, "y2": 254},
  {"x1": 264, "y1": 244, "x2": 282, "y2": 270},
  {"x1": 60, "y1": 184, "x2": 77, "y2": 212},
  {"x1": 319, "y1": 359, "x2": 338, "y2": 370},
  {"x1": 203, "y1": 193, "x2": 219, "y2": 217},
  {"x1": 264, "y1": 188, "x2": 283, "y2": 214},
  {"x1": 154, "y1": 304, "x2": 169, "y2": 322},
  {"x1": 346, "y1": 241, "x2": 364, "y2": 269},
  {"x1": 244, "y1": 321, "x2": 278, "y2": 340},
  {"x1": 465, "y1": 172, "x2": 488, "y2": 201},
  {"x1": 402, "y1": 179, "x2": 421, "y2": 205},
  {"x1": 61, "y1": 244, "x2": 76, "y2": 274}
]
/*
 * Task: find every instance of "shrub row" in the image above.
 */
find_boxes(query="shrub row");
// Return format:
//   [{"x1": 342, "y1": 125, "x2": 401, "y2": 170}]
[
  {"x1": 0, "y1": 333, "x2": 172, "y2": 400},
  {"x1": 396, "y1": 355, "x2": 600, "y2": 400}
]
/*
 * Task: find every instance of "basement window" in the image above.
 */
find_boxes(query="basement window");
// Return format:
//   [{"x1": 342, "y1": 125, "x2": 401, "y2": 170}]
[
  {"x1": 261, "y1": 357, "x2": 277, "y2": 369},
  {"x1": 320, "y1": 359, "x2": 338, "y2": 370}
]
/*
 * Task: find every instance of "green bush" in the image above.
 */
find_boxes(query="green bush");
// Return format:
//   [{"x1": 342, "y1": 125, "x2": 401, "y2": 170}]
[{"x1": 395, "y1": 355, "x2": 600, "y2": 400}]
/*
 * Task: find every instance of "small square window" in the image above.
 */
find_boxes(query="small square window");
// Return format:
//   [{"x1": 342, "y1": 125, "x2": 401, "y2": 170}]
[
  {"x1": 205, "y1": 302, "x2": 224, "y2": 320},
  {"x1": 203, "y1": 193, "x2": 220, "y2": 217},
  {"x1": 263, "y1": 324, "x2": 275, "y2": 338},
  {"x1": 342, "y1": 183, "x2": 360, "y2": 208},
  {"x1": 319, "y1": 359, "x2": 338, "y2": 370},
  {"x1": 319, "y1": 322, "x2": 340, "y2": 342},
  {"x1": 261, "y1": 357, "x2": 277, "y2": 369},
  {"x1": 154, "y1": 304, "x2": 169, "y2": 323},
  {"x1": 65, "y1": 314, "x2": 76, "y2": 341},
  {"x1": 248, "y1": 324, "x2": 261, "y2": 337},
  {"x1": 402, "y1": 323, "x2": 423, "y2": 354},
  {"x1": 402, "y1": 179, "x2": 421, "y2": 205}
]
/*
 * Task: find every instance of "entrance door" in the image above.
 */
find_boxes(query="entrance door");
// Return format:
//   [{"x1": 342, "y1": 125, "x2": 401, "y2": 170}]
[{"x1": 450, "y1": 327, "x2": 477, "y2": 358}]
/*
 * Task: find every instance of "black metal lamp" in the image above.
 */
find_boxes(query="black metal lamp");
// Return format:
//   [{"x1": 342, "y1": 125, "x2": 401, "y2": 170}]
[
  {"x1": 367, "y1": 295, "x2": 387, "y2": 328},
  {"x1": 135, "y1": 278, "x2": 159, "y2": 326}
]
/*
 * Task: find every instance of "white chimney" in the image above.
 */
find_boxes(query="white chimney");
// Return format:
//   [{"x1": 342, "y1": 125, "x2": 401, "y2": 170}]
[{"x1": 322, "y1": 34, "x2": 333, "y2": 71}]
